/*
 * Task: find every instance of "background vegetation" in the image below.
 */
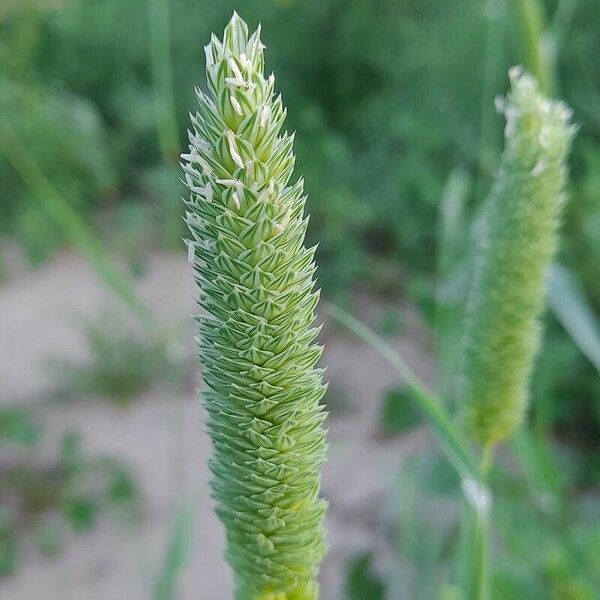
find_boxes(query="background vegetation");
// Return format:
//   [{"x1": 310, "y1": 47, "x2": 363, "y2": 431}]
[{"x1": 1, "y1": 0, "x2": 598, "y2": 597}]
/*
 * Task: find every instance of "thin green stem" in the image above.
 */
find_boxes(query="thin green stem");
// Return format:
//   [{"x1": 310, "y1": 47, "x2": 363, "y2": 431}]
[
  {"x1": 326, "y1": 303, "x2": 478, "y2": 480},
  {"x1": 463, "y1": 443, "x2": 494, "y2": 600},
  {"x1": 474, "y1": 0, "x2": 503, "y2": 204},
  {"x1": 149, "y1": 0, "x2": 180, "y2": 163},
  {"x1": 467, "y1": 501, "x2": 490, "y2": 600},
  {"x1": 512, "y1": 0, "x2": 555, "y2": 94},
  {"x1": 476, "y1": 449, "x2": 493, "y2": 600}
]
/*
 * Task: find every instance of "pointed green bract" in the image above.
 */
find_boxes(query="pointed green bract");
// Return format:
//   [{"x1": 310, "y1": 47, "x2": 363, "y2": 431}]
[
  {"x1": 182, "y1": 13, "x2": 327, "y2": 600},
  {"x1": 459, "y1": 68, "x2": 576, "y2": 446}
]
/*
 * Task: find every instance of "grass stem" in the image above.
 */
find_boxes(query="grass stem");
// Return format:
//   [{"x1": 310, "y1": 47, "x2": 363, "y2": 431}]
[{"x1": 149, "y1": 0, "x2": 180, "y2": 163}]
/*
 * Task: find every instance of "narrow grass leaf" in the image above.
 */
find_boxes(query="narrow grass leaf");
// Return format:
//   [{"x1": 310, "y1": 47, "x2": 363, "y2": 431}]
[
  {"x1": 0, "y1": 124, "x2": 152, "y2": 322},
  {"x1": 153, "y1": 501, "x2": 194, "y2": 600},
  {"x1": 435, "y1": 167, "x2": 472, "y2": 401},
  {"x1": 327, "y1": 303, "x2": 477, "y2": 480},
  {"x1": 547, "y1": 264, "x2": 600, "y2": 373}
]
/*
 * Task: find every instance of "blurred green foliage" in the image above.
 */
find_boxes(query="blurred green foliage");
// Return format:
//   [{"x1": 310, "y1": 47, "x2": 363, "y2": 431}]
[
  {"x1": 343, "y1": 448, "x2": 599, "y2": 599},
  {"x1": 1, "y1": 0, "x2": 598, "y2": 286},
  {"x1": 379, "y1": 386, "x2": 421, "y2": 436},
  {"x1": 0, "y1": 407, "x2": 138, "y2": 577},
  {"x1": 49, "y1": 311, "x2": 186, "y2": 404},
  {"x1": 1, "y1": 1, "x2": 597, "y2": 429},
  {"x1": 345, "y1": 552, "x2": 385, "y2": 600},
  {"x1": 0, "y1": 0, "x2": 598, "y2": 592}
]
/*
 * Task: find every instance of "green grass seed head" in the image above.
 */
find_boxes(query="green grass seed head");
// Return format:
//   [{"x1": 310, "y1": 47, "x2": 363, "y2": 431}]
[
  {"x1": 182, "y1": 12, "x2": 327, "y2": 600},
  {"x1": 459, "y1": 67, "x2": 576, "y2": 447}
]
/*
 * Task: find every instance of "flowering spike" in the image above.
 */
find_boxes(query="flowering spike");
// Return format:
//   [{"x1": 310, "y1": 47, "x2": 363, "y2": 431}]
[
  {"x1": 182, "y1": 13, "x2": 327, "y2": 600},
  {"x1": 459, "y1": 69, "x2": 576, "y2": 446}
]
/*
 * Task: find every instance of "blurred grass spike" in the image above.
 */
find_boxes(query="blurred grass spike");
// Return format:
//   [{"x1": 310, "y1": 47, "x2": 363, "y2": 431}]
[
  {"x1": 459, "y1": 68, "x2": 576, "y2": 447},
  {"x1": 182, "y1": 13, "x2": 327, "y2": 600}
]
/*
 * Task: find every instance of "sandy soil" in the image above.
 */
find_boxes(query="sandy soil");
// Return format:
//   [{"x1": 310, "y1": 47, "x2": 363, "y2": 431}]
[{"x1": 0, "y1": 251, "x2": 433, "y2": 600}]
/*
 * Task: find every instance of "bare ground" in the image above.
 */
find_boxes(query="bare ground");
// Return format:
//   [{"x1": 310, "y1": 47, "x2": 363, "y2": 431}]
[{"x1": 0, "y1": 251, "x2": 433, "y2": 600}]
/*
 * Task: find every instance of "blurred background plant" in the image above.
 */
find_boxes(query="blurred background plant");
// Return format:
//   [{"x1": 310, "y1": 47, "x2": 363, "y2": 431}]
[
  {"x1": 0, "y1": 0, "x2": 598, "y2": 597},
  {"x1": 0, "y1": 406, "x2": 138, "y2": 578},
  {"x1": 48, "y1": 311, "x2": 187, "y2": 405}
]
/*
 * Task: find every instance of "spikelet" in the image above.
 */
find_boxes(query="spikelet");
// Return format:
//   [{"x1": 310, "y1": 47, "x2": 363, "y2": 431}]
[
  {"x1": 182, "y1": 13, "x2": 327, "y2": 600},
  {"x1": 459, "y1": 68, "x2": 576, "y2": 446}
]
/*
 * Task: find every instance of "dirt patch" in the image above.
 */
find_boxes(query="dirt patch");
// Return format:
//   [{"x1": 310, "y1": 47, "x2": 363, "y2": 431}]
[{"x1": 0, "y1": 252, "x2": 433, "y2": 599}]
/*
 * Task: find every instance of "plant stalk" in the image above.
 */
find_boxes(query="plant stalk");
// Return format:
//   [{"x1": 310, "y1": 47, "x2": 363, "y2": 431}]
[
  {"x1": 465, "y1": 499, "x2": 490, "y2": 600},
  {"x1": 149, "y1": 0, "x2": 180, "y2": 163},
  {"x1": 512, "y1": 0, "x2": 555, "y2": 94},
  {"x1": 463, "y1": 443, "x2": 494, "y2": 600}
]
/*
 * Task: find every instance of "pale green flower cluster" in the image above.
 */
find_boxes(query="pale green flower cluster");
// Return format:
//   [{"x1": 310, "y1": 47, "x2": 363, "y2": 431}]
[
  {"x1": 460, "y1": 68, "x2": 576, "y2": 446},
  {"x1": 182, "y1": 13, "x2": 327, "y2": 600}
]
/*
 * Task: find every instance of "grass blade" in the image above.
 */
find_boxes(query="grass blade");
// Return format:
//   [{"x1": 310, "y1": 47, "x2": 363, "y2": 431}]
[
  {"x1": 1, "y1": 124, "x2": 153, "y2": 322},
  {"x1": 511, "y1": 0, "x2": 555, "y2": 94},
  {"x1": 547, "y1": 264, "x2": 600, "y2": 373},
  {"x1": 436, "y1": 167, "x2": 472, "y2": 401},
  {"x1": 510, "y1": 428, "x2": 563, "y2": 516},
  {"x1": 153, "y1": 500, "x2": 194, "y2": 600},
  {"x1": 326, "y1": 303, "x2": 477, "y2": 479},
  {"x1": 149, "y1": 0, "x2": 180, "y2": 163}
]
